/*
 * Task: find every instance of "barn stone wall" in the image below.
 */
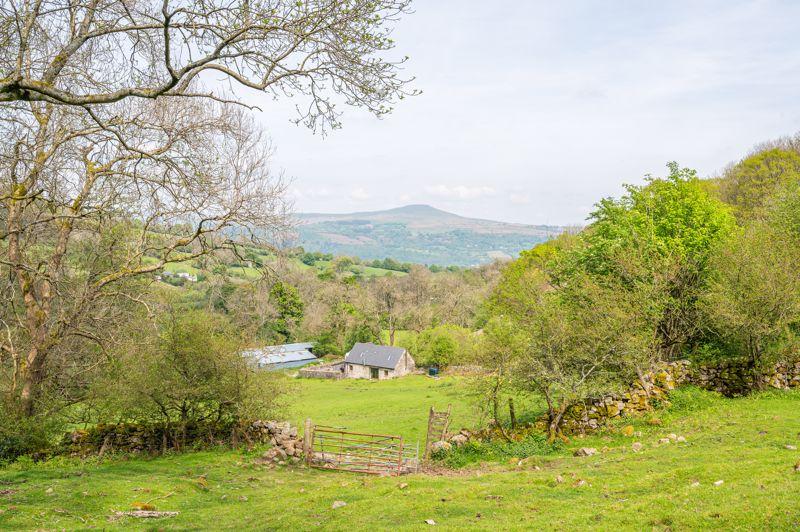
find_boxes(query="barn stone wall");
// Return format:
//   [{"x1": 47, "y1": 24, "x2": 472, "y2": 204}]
[{"x1": 299, "y1": 362, "x2": 346, "y2": 380}]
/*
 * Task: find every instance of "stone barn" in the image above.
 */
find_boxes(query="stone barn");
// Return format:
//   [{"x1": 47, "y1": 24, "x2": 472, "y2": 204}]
[{"x1": 343, "y1": 342, "x2": 415, "y2": 380}]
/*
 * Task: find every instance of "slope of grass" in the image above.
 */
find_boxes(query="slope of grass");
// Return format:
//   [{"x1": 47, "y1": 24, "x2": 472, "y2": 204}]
[{"x1": 2, "y1": 386, "x2": 800, "y2": 530}]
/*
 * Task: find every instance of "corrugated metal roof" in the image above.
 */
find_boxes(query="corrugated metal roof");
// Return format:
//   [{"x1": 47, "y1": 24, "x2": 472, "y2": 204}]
[
  {"x1": 345, "y1": 342, "x2": 406, "y2": 370},
  {"x1": 243, "y1": 343, "x2": 316, "y2": 366}
]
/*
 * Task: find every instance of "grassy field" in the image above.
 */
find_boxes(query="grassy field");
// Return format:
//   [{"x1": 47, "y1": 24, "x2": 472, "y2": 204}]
[
  {"x1": 288, "y1": 375, "x2": 484, "y2": 445},
  {"x1": 2, "y1": 380, "x2": 800, "y2": 530}
]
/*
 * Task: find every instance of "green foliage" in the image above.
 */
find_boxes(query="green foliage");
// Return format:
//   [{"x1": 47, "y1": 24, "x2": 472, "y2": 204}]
[
  {"x1": 572, "y1": 163, "x2": 736, "y2": 359},
  {"x1": 344, "y1": 322, "x2": 380, "y2": 349},
  {"x1": 719, "y1": 148, "x2": 800, "y2": 220},
  {"x1": 414, "y1": 325, "x2": 475, "y2": 368},
  {"x1": 580, "y1": 162, "x2": 735, "y2": 280},
  {"x1": 268, "y1": 282, "x2": 304, "y2": 341},
  {"x1": 91, "y1": 307, "x2": 285, "y2": 432},
  {"x1": 0, "y1": 407, "x2": 62, "y2": 462},
  {"x1": 312, "y1": 301, "x2": 380, "y2": 356},
  {"x1": 368, "y1": 257, "x2": 413, "y2": 273},
  {"x1": 701, "y1": 222, "x2": 800, "y2": 370},
  {"x1": 481, "y1": 163, "x2": 735, "y2": 434}
]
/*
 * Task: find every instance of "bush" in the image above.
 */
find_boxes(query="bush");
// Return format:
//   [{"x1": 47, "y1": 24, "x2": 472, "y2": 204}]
[
  {"x1": 415, "y1": 325, "x2": 475, "y2": 368},
  {"x1": 0, "y1": 406, "x2": 62, "y2": 462},
  {"x1": 89, "y1": 306, "x2": 287, "y2": 439}
]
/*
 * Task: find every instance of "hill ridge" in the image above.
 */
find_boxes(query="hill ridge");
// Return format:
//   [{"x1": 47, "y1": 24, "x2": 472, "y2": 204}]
[{"x1": 291, "y1": 204, "x2": 564, "y2": 266}]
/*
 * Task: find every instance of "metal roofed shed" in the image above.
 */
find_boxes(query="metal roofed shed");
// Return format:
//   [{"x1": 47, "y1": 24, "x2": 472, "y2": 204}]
[
  {"x1": 244, "y1": 343, "x2": 317, "y2": 370},
  {"x1": 343, "y1": 342, "x2": 416, "y2": 379}
]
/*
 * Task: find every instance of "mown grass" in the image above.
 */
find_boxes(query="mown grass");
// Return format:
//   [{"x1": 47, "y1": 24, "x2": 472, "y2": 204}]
[{"x1": 2, "y1": 384, "x2": 800, "y2": 530}]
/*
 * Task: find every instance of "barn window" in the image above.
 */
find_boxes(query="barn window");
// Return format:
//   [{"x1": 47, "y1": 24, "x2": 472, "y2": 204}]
[{"x1": 384, "y1": 370, "x2": 389, "y2": 377}]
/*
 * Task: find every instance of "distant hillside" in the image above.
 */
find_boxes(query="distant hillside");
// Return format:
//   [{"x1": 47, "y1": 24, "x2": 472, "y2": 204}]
[{"x1": 292, "y1": 204, "x2": 564, "y2": 266}]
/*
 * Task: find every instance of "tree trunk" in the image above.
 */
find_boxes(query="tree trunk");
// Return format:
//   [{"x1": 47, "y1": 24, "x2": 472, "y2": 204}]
[
  {"x1": 546, "y1": 404, "x2": 569, "y2": 444},
  {"x1": 19, "y1": 340, "x2": 48, "y2": 416},
  {"x1": 492, "y1": 396, "x2": 512, "y2": 442},
  {"x1": 749, "y1": 335, "x2": 765, "y2": 391}
]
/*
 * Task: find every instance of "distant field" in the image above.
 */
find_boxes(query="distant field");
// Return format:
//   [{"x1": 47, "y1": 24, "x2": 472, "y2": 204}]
[
  {"x1": 3, "y1": 384, "x2": 800, "y2": 529},
  {"x1": 289, "y1": 375, "x2": 483, "y2": 445},
  {"x1": 141, "y1": 253, "x2": 402, "y2": 286}
]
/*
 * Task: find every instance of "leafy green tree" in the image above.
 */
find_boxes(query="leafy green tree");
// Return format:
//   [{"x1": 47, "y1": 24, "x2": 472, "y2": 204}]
[
  {"x1": 582, "y1": 163, "x2": 734, "y2": 279},
  {"x1": 495, "y1": 270, "x2": 653, "y2": 441},
  {"x1": 702, "y1": 222, "x2": 800, "y2": 378},
  {"x1": 333, "y1": 256, "x2": 356, "y2": 273},
  {"x1": 472, "y1": 316, "x2": 529, "y2": 441},
  {"x1": 92, "y1": 307, "x2": 285, "y2": 446},
  {"x1": 719, "y1": 148, "x2": 800, "y2": 220},
  {"x1": 415, "y1": 325, "x2": 475, "y2": 368},
  {"x1": 577, "y1": 163, "x2": 735, "y2": 357},
  {"x1": 268, "y1": 282, "x2": 304, "y2": 341}
]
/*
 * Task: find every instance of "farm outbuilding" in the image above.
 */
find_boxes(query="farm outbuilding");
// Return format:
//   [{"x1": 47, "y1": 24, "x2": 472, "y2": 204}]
[
  {"x1": 244, "y1": 343, "x2": 317, "y2": 370},
  {"x1": 343, "y1": 342, "x2": 415, "y2": 379}
]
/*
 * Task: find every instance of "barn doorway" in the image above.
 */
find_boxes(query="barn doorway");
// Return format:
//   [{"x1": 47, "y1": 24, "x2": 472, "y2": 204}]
[{"x1": 370, "y1": 367, "x2": 379, "y2": 379}]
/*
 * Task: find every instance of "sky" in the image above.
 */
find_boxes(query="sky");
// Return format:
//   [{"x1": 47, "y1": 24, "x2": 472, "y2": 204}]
[{"x1": 248, "y1": 0, "x2": 800, "y2": 226}]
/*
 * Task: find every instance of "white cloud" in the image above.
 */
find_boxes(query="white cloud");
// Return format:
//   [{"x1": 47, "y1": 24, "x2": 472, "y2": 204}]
[
  {"x1": 509, "y1": 192, "x2": 530, "y2": 205},
  {"x1": 349, "y1": 187, "x2": 370, "y2": 201},
  {"x1": 425, "y1": 184, "x2": 496, "y2": 200},
  {"x1": 292, "y1": 186, "x2": 332, "y2": 199}
]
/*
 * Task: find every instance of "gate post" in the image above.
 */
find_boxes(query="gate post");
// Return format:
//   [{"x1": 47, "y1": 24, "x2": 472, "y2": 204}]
[{"x1": 303, "y1": 418, "x2": 313, "y2": 466}]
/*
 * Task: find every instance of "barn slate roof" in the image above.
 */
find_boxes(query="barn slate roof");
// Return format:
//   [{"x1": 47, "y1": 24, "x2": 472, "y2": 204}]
[
  {"x1": 243, "y1": 343, "x2": 316, "y2": 366},
  {"x1": 344, "y1": 342, "x2": 406, "y2": 370}
]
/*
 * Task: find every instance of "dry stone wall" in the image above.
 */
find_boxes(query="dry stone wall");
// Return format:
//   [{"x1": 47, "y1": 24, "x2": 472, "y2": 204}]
[
  {"x1": 62, "y1": 420, "x2": 302, "y2": 457},
  {"x1": 561, "y1": 358, "x2": 800, "y2": 433},
  {"x1": 560, "y1": 361, "x2": 690, "y2": 433},
  {"x1": 694, "y1": 359, "x2": 800, "y2": 396}
]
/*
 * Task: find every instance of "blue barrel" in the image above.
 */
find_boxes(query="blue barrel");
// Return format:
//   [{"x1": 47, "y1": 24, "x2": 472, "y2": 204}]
[{"x1": 428, "y1": 367, "x2": 439, "y2": 376}]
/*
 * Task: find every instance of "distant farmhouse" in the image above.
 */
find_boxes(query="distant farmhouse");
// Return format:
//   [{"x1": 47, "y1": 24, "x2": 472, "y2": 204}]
[
  {"x1": 343, "y1": 342, "x2": 415, "y2": 380},
  {"x1": 244, "y1": 343, "x2": 317, "y2": 370}
]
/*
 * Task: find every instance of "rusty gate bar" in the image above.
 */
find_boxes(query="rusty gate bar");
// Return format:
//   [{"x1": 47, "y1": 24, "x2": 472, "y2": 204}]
[{"x1": 308, "y1": 425, "x2": 408, "y2": 476}]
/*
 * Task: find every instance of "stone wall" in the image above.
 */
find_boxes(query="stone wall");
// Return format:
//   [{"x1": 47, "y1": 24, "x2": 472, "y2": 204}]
[
  {"x1": 299, "y1": 362, "x2": 346, "y2": 380},
  {"x1": 561, "y1": 358, "x2": 800, "y2": 433},
  {"x1": 62, "y1": 420, "x2": 299, "y2": 456},
  {"x1": 560, "y1": 361, "x2": 691, "y2": 433},
  {"x1": 693, "y1": 359, "x2": 800, "y2": 396}
]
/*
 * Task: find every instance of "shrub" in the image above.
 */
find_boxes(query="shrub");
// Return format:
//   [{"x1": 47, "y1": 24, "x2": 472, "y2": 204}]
[
  {"x1": 88, "y1": 306, "x2": 287, "y2": 443},
  {"x1": 0, "y1": 406, "x2": 62, "y2": 462}
]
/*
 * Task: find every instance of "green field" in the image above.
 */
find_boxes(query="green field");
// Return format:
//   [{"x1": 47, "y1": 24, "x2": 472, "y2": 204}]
[
  {"x1": 289, "y1": 375, "x2": 482, "y2": 445},
  {"x1": 2, "y1": 378, "x2": 800, "y2": 530}
]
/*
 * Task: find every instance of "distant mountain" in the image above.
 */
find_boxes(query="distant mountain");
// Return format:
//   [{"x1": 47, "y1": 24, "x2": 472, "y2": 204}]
[{"x1": 291, "y1": 204, "x2": 565, "y2": 267}]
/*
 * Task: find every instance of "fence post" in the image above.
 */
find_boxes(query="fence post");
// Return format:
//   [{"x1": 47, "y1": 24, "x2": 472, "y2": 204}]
[
  {"x1": 397, "y1": 437, "x2": 405, "y2": 476},
  {"x1": 304, "y1": 418, "x2": 313, "y2": 466},
  {"x1": 424, "y1": 406, "x2": 434, "y2": 460}
]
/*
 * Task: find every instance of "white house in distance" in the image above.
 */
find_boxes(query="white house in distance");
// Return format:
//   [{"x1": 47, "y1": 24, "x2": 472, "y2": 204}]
[
  {"x1": 243, "y1": 342, "x2": 316, "y2": 371},
  {"x1": 343, "y1": 342, "x2": 415, "y2": 380}
]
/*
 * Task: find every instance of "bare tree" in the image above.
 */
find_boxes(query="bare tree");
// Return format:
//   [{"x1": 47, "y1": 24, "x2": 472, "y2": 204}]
[
  {"x1": 0, "y1": 0, "x2": 415, "y2": 130},
  {"x1": 0, "y1": 96, "x2": 289, "y2": 414}
]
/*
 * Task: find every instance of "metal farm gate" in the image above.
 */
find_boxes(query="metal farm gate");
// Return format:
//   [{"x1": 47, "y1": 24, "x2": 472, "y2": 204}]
[{"x1": 304, "y1": 422, "x2": 419, "y2": 476}]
